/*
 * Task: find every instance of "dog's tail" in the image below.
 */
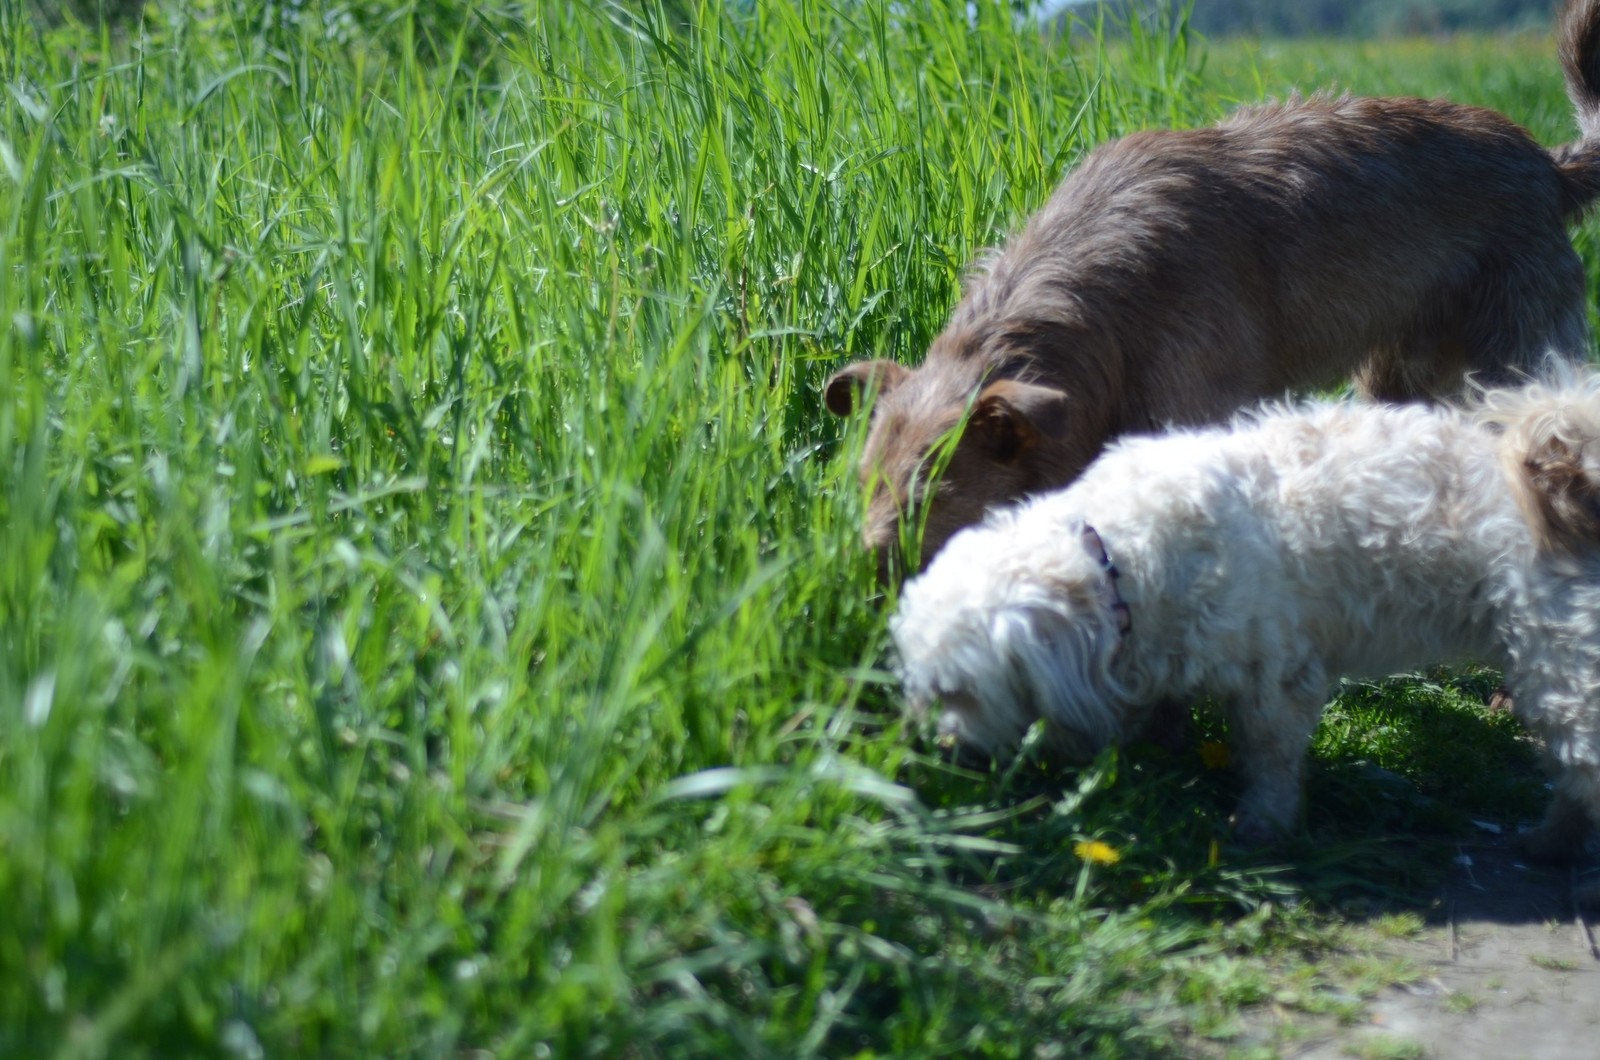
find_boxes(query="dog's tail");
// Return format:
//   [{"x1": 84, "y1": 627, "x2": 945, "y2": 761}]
[
  {"x1": 1477, "y1": 369, "x2": 1600, "y2": 554},
  {"x1": 1555, "y1": 0, "x2": 1600, "y2": 216}
]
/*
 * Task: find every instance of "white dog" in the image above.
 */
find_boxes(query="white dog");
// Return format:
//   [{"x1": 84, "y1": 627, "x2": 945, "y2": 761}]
[{"x1": 892, "y1": 377, "x2": 1600, "y2": 879}]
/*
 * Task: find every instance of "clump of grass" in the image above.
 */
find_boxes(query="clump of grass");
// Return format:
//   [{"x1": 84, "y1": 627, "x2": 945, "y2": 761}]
[
  {"x1": 1529, "y1": 954, "x2": 1581, "y2": 972},
  {"x1": 1344, "y1": 1035, "x2": 1428, "y2": 1060},
  {"x1": 1312, "y1": 669, "x2": 1549, "y2": 828}
]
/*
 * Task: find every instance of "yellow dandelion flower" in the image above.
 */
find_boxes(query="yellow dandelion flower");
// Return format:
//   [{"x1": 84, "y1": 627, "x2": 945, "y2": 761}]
[
  {"x1": 1073, "y1": 839, "x2": 1122, "y2": 865},
  {"x1": 1199, "y1": 741, "x2": 1232, "y2": 770}
]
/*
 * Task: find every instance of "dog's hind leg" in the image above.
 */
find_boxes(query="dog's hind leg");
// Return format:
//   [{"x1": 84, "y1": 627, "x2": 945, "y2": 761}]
[
  {"x1": 1360, "y1": 249, "x2": 1590, "y2": 403},
  {"x1": 1352, "y1": 342, "x2": 1454, "y2": 404},
  {"x1": 1455, "y1": 245, "x2": 1591, "y2": 388}
]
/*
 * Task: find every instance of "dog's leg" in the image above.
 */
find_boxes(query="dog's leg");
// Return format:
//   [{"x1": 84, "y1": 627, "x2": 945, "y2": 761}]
[
  {"x1": 1453, "y1": 242, "x2": 1590, "y2": 387},
  {"x1": 1227, "y1": 685, "x2": 1325, "y2": 845},
  {"x1": 1358, "y1": 241, "x2": 1591, "y2": 405},
  {"x1": 1352, "y1": 344, "x2": 1430, "y2": 404},
  {"x1": 1359, "y1": 250, "x2": 1587, "y2": 404},
  {"x1": 1522, "y1": 785, "x2": 1600, "y2": 911},
  {"x1": 1358, "y1": 326, "x2": 1485, "y2": 404},
  {"x1": 1519, "y1": 788, "x2": 1593, "y2": 865}
]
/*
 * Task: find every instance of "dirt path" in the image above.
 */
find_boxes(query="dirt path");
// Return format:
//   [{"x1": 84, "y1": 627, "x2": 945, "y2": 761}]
[{"x1": 1304, "y1": 830, "x2": 1600, "y2": 1059}]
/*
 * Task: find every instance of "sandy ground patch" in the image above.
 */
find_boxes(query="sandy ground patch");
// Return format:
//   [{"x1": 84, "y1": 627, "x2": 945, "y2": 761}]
[{"x1": 1301, "y1": 828, "x2": 1599, "y2": 1059}]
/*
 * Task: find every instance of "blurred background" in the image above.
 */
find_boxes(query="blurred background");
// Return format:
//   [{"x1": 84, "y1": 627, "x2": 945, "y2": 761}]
[
  {"x1": 29, "y1": 0, "x2": 1571, "y2": 37},
  {"x1": 1049, "y1": 0, "x2": 1557, "y2": 35}
]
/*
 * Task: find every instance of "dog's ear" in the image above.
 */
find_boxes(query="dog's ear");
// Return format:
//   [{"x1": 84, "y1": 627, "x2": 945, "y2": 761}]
[
  {"x1": 968, "y1": 380, "x2": 1070, "y2": 462},
  {"x1": 824, "y1": 359, "x2": 909, "y2": 417}
]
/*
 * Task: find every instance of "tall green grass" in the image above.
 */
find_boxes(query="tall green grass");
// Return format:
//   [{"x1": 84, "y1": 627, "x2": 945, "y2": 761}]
[
  {"x1": 1202, "y1": 27, "x2": 1565, "y2": 117},
  {"x1": 0, "y1": 2, "x2": 1567, "y2": 1056}
]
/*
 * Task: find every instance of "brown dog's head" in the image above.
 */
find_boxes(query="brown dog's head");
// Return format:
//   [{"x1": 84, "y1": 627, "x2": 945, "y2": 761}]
[{"x1": 825, "y1": 347, "x2": 1072, "y2": 576}]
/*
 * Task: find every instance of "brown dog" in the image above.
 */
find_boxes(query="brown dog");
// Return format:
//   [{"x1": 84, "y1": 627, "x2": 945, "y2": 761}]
[{"x1": 828, "y1": 0, "x2": 1600, "y2": 574}]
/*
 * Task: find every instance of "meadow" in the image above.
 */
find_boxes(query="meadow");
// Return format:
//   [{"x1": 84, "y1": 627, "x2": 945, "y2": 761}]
[{"x1": 0, "y1": 2, "x2": 1588, "y2": 1056}]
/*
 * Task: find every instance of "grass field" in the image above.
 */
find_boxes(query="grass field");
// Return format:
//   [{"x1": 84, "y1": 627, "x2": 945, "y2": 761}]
[{"x1": 0, "y1": 2, "x2": 1589, "y2": 1056}]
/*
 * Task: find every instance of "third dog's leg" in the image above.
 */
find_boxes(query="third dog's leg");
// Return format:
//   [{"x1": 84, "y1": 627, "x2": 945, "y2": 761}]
[{"x1": 1519, "y1": 788, "x2": 1593, "y2": 865}]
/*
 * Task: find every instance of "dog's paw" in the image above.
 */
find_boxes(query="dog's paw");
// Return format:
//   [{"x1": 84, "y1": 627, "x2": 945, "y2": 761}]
[
  {"x1": 1229, "y1": 807, "x2": 1288, "y2": 848},
  {"x1": 1229, "y1": 782, "x2": 1301, "y2": 847}
]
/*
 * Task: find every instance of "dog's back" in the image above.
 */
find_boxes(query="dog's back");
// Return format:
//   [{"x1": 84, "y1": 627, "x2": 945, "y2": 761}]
[
  {"x1": 1062, "y1": 403, "x2": 1529, "y2": 675},
  {"x1": 831, "y1": 0, "x2": 1600, "y2": 574},
  {"x1": 991, "y1": 95, "x2": 1584, "y2": 420}
]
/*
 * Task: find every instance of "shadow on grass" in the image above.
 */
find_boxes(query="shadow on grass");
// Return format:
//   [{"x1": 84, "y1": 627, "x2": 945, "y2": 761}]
[
  {"x1": 900, "y1": 666, "x2": 1566, "y2": 928},
  {"x1": 631, "y1": 668, "x2": 1576, "y2": 1057}
]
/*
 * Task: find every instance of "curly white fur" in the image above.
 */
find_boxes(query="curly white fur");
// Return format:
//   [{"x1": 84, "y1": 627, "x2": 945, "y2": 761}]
[{"x1": 894, "y1": 377, "x2": 1600, "y2": 862}]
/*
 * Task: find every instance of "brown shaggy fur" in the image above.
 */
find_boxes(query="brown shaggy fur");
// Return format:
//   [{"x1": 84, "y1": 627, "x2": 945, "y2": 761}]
[
  {"x1": 828, "y1": 0, "x2": 1600, "y2": 573},
  {"x1": 1478, "y1": 374, "x2": 1600, "y2": 554}
]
